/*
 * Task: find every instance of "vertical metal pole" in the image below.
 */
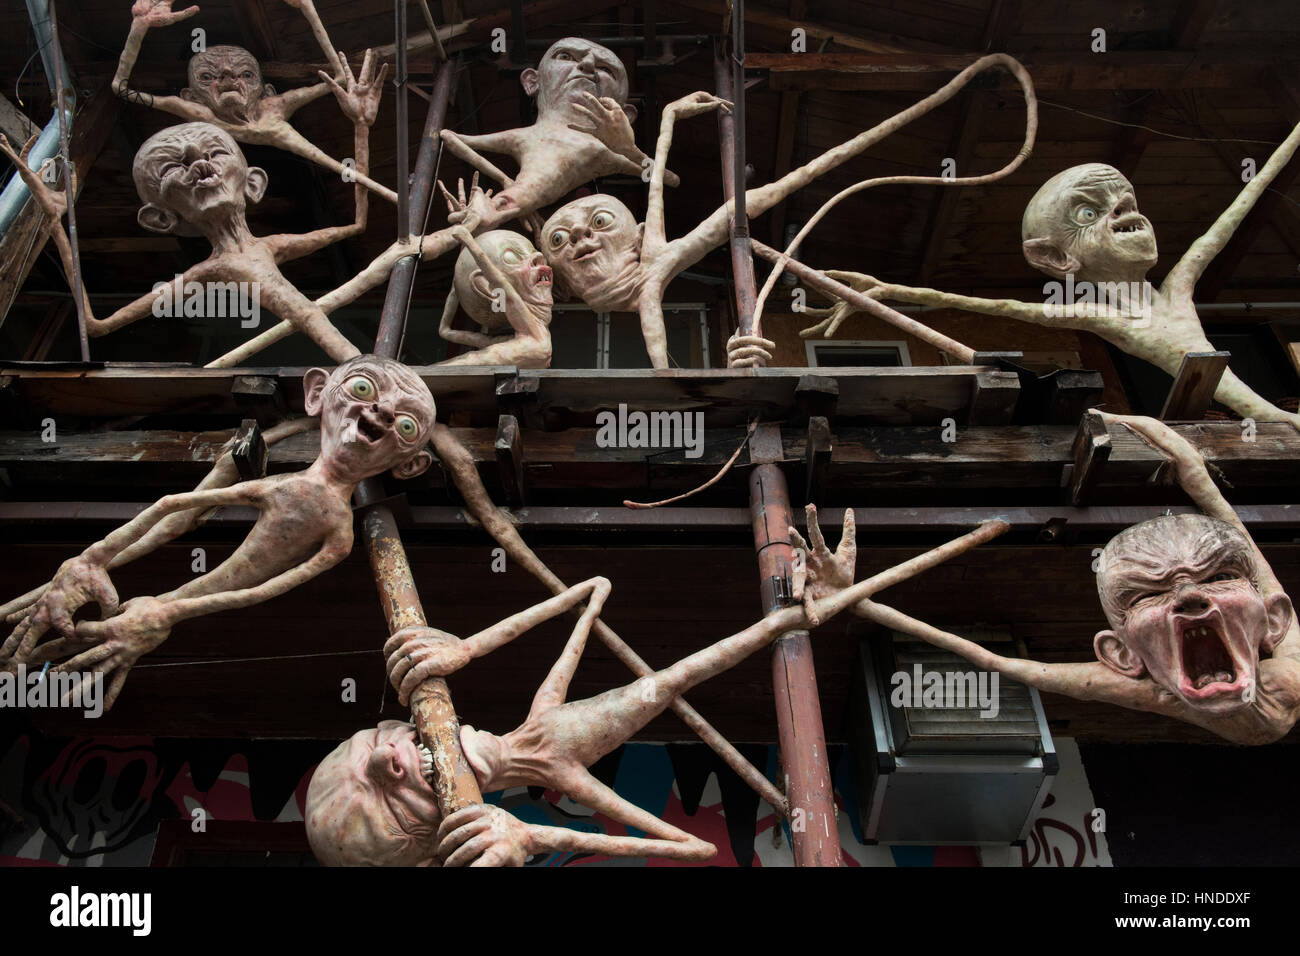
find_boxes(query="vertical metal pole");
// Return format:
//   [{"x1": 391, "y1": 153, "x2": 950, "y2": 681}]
[
  {"x1": 47, "y1": 1, "x2": 88, "y2": 361},
  {"x1": 356, "y1": 21, "x2": 480, "y2": 820},
  {"x1": 716, "y1": 16, "x2": 842, "y2": 867},
  {"x1": 374, "y1": 57, "x2": 454, "y2": 355},
  {"x1": 394, "y1": 0, "x2": 411, "y2": 241}
]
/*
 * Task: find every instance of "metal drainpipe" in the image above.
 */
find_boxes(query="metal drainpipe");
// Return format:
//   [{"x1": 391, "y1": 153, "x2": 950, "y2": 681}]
[{"x1": 0, "y1": 0, "x2": 77, "y2": 236}]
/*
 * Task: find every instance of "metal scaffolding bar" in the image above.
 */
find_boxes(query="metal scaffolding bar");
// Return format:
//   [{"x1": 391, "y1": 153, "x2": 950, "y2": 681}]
[
  {"x1": 355, "y1": 12, "x2": 480, "y2": 820},
  {"x1": 715, "y1": 21, "x2": 842, "y2": 866}
]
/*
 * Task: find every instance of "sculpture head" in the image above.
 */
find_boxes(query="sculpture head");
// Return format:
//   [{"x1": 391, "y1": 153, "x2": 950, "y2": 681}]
[
  {"x1": 305, "y1": 719, "x2": 507, "y2": 866},
  {"x1": 523, "y1": 38, "x2": 635, "y2": 123},
  {"x1": 303, "y1": 355, "x2": 436, "y2": 485},
  {"x1": 306, "y1": 720, "x2": 442, "y2": 866},
  {"x1": 454, "y1": 230, "x2": 553, "y2": 332},
  {"x1": 1021, "y1": 164, "x2": 1158, "y2": 284},
  {"x1": 541, "y1": 195, "x2": 642, "y2": 297},
  {"x1": 1094, "y1": 513, "x2": 1293, "y2": 714},
  {"x1": 181, "y1": 45, "x2": 273, "y2": 123},
  {"x1": 133, "y1": 123, "x2": 265, "y2": 235}
]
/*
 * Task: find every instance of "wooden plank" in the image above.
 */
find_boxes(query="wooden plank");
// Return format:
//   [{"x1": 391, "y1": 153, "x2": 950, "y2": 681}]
[
  {"x1": 1160, "y1": 350, "x2": 1231, "y2": 420},
  {"x1": 494, "y1": 413, "x2": 526, "y2": 507},
  {"x1": 804, "y1": 415, "x2": 831, "y2": 505},
  {"x1": 1068, "y1": 409, "x2": 1110, "y2": 506},
  {"x1": 967, "y1": 368, "x2": 1020, "y2": 424}
]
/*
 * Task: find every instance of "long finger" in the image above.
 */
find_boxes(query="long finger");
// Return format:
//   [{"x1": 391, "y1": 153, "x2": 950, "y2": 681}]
[
  {"x1": 16, "y1": 613, "x2": 51, "y2": 659},
  {"x1": 806, "y1": 503, "x2": 827, "y2": 554},
  {"x1": 840, "y1": 508, "x2": 857, "y2": 558},
  {"x1": 103, "y1": 667, "x2": 130, "y2": 711},
  {"x1": 438, "y1": 180, "x2": 456, "y2": 212},
  {"x1": 399, "y1": 660, "x2": 443, "y2": 707},
  {"x1": 437, "y1": 816, "x2": 490, "y2": 851},
  {"x1": 443, "y1": 832, "x2": 494, "y2": 868},
  {"x1": 1, "y1": 616, "x2": 34, "y2": 659},
  {"x1": 798, "y1": 319, "x2": 832, "y2": 338},
  {"x1": 436, "y1": 805, "x2": 488, "y2": 842},
  {"x1": 56, "y1": 642, "x2": 116, "y2": 671},
  {"x1": 387, "y1": 647, "x2": 414, "y2": 687},
  {"x1": 24, "y1": 637, "x2": 92, "y2": 663}
]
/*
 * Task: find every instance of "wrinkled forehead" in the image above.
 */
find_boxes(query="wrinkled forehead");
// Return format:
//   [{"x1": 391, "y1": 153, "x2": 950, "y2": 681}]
[
  {"x1": 1101, "y1": 515, "x2": 1253, "y2": 587},
  {"x1": 544, "y1": 195, "x2": 635, "y2": 232},
  {"x1": 328, "y1": 356, "x2": 436, "y2": 411},
  {"x1": 543, "y1": 37, "x2": 626, "y2": 76},
  {"x1": 480, "y1": 229, "x2": 539, "y2": 258},
  {"x1": 138, "y1": 123, "x2": 242, "y2": 165},
  {"x1": 190, "y1": 45, "x2": 261, "y2": 78}
]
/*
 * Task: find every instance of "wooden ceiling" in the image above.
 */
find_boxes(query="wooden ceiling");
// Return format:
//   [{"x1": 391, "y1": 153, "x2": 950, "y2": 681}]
[{"x1": 1, "y1": 0, "x2": 1298, "y2": 362}]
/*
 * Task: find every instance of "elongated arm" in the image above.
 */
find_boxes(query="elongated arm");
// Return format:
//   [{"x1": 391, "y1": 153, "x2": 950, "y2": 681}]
[
  {"x1": 859, "y1": 598, "x2": 1183, "y2": 716},
  {"x1": 275, "y1": 82, "x2": 334, "y2": 117},
  {"x1": 437, "y1": 289, "x2": 495, "y2": 349},
  {"x1": 283, "y1": 0, "x2": 345, "y2": 79},
  {"x1": 1165, "y1": 121, "x2": 1300, "y2": 296},
  {"x1": 86, "y1": 485, "x2": 261, "y2": 569},
  {"x1": 159, "y1": 535, "x2": 349, "y2": 623},
  {"x1": 112, "y1": 3, "x2": 202, "y2": 113},
  {"x1": 646, "y1": 93, "x2": 731, "y2": 258},
  {"x1": 384, "y1": 578, "x2": 610, "y2": 705},
  {"x1": 547, "y1": 770, "x2": 714, "y2": 860}
]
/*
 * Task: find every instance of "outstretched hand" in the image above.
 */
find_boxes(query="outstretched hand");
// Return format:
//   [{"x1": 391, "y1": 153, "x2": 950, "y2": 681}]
[
  {"x1": 798, "y1": 270, "x2": 885, "y2": 339},
  {"x1": 131, "y1": 0, "x2": 200, "y2": 28},
  {"x1": 0, "y1": 134, "x2": 69, "y2": 222},
  {"x1": 1, "y1": 555, "x2": 119, "y2": 663},
  {"x1": 788, "y1": 504, "x2": 857, "y2": 628},
  {"x1": 567, "y1": 91, "x2": 637, "y2": 156},
  {"x1": 384, "y1": 626, "x2": 471, "y2": 706},
  {"x1": 438, "y1": 173, "x2": 493, "y2": 230},
  {"x1": 319, "y1": 49, "x2": 389, "y2": 128}
]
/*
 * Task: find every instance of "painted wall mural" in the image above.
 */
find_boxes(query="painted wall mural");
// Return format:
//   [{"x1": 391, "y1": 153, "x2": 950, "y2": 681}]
[{"x1": 0, "y1": 729, "x2": 1108, "y2": 867}]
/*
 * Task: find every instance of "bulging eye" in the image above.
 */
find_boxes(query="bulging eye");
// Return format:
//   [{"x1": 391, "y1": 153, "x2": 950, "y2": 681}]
[
  {"x1": 242, "y1": 71, "x2": 254, "y2": 79},
  {"x1": 502, "y1": 249, "x2": 523, "y2": 265},
  {"x1": 200, "y1": 73, "x2": 213, "y2": 82},
  {"x1": 548, "y1": 229, "x2": 569, "y2": 249},
  {"x1": 347, "y1": 376, "x2": 375, "y2": 400},
  {"x1": 1206, "y1": 572, "x2": 1236, "y2": 583},
  {"x1": 592, "y1": 211, "x2": 613, "y2": 229},
  {"x1": 556, "y1": 52, "x2": 571, "y2": 60},
  {"x1": 1073, "y1": 205, "x2": 1099, "y2": 225},
  {"x1": 396, "y1": 415, "x2": 418, "y2": 440}
]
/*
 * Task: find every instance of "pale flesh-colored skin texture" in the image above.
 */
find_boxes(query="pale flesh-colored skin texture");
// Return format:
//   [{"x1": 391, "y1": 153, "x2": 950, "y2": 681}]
[
  {"x1": 0, "y1": 357, "x2": 436, "y2": 711},
  {"x1": 437, "y1": 227, "x2": 553, "y2": 368},
  {"x1": 112, "y1": 0, "x2": 395, "y2": 201},
  {"x1": 794, "y1": 123, "x2": 1300, "y2": 429},
  {"x1": 794, "y1": 416, "x2": 1300, "y2": 745},
  {"x1": 0, "y1": 116, "x2": 378, "y2": 362},
  {"x1": 306, "y1": 516, "x2": 1010, "y2": 866},
  {"x1": 550, "y1": 54, "x2": 1034, "y2": 369},
  {"x1": 438, "y1": 38, "x2": 668, "y2": 236}
]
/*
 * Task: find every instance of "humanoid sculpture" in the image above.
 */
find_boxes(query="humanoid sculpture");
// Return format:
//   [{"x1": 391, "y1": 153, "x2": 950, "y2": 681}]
[
  {"x1": 1, "y1": 107, "x2": 382, "y2": 360},
  {"x1": 436, "y1": 225, "x2": 553, "y2": 368},
  {"x1": 439, "y1": 37, "x2": 671, "y2": 235},
  {"x1": 113, "y1": 0, "x2": 395, "y2": 201},
  {"x1": 0, "y1": 356, "x2": 436, "y2": 710},
  {"x1": 792, "y1": 415, "x2": 1299, "y2": 745},
  {"x1": 543, "y1": 54, "x2": 1035, "y2": 368},
  {"x1": 794, "y1": 123, "x2": 1300, "y2": 428},
  {"x1": 306, "y1": 512, "x2": 1008, "y2": 866}
]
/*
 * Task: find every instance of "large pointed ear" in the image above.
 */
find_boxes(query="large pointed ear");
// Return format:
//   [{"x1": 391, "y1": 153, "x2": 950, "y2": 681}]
[
  {"x1": 179, "y1": 87, "x2": 199, "y2": 102},
  {"x1": 621, "y1": 102, "x2": 638, "y2": 125},
  {"x1": 244, "y1": 166, "x2": 268, "y2": 205},
  {"x1": 469, "y1": 268, "x2": 494, "y2": 303},
  {"x1": 1022, "y1": 237, "x2": 1081, "y2": 279},
  {"x1": 302, "y1": 367, "x2": 331, "y2": 417},
  {"x1": 1093, "y1": 629, "x2": 1146, "y2": 678},
  {"x1": 1262, "y1": 591, "x2": 1295, "y2": 654},
  {"x1": 138, "y1": 203, "x2": 179, "y2": 234},
  {"x1": 391, "y1": 449, "x2": 433, "y2": 481},
  {"x1": 520, "y1": 68, "x2": 540, "y2": 97},
  {"x1": 261, "y1": 83, "x2": 276, "y2": 98}
]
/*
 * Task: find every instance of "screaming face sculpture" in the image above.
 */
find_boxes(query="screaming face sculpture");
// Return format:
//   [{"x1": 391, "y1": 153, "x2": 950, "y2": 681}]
[
  {"x1": 1, "y1": 118, "x2": 379, "y2": 363},
  {"x1": 795, "y1": 413, "x2": 1298, "y2": 745},
  {"x1": 0, "y1": 357, "x2": 436, "y2": 711},
  {"x1": 795, "y1": 121, "x2": 1300, "y2": 429},
  {"x1": 438, "y1": 37, "x2": 667, "y2": 235},
  {"x1": 113, "y1": 0, "x2": 395, "y2": 201}
]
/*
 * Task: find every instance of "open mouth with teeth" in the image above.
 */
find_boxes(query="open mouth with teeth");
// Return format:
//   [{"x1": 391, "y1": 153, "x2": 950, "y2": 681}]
[
  {"x1": 1178, "y1": 619, "x2": 1242, "y2": 698},
  {"x1": 188, "y1": 161, "x2": 221, "y2": 190},
  {"x1": 534, "y1": 265, "x2": 553, "y2": 286},
  {"x1": 1111, "y1": 217, "x2": 1147, "y2": 235}
]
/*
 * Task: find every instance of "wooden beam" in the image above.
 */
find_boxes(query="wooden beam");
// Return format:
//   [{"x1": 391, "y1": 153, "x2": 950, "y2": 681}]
[
  {"x1": 494, "y1": 413, "x2": 527, "y2": 506},
  {"x1": 1068, "y1": 409, "x2": 1110, "y2": 506},
  {"x1": 0, "y1": 94, "x2": 37, "y2": 147},
  {"x1": 1108, "y1": 0, "x2": 1219, "y2": 177},
  {"x1": 747, "y1": 51, "x2": 1273, "y2": 92},
  {"x1": 1160, "y1": 351, "x2": 1231, "y2": 420},
  {"x1": 0, "y1": 85, "x2": 119, "y2": 328},
  {"x1": 803, "y1": 415, "x2": 830, "y2": 505}
]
